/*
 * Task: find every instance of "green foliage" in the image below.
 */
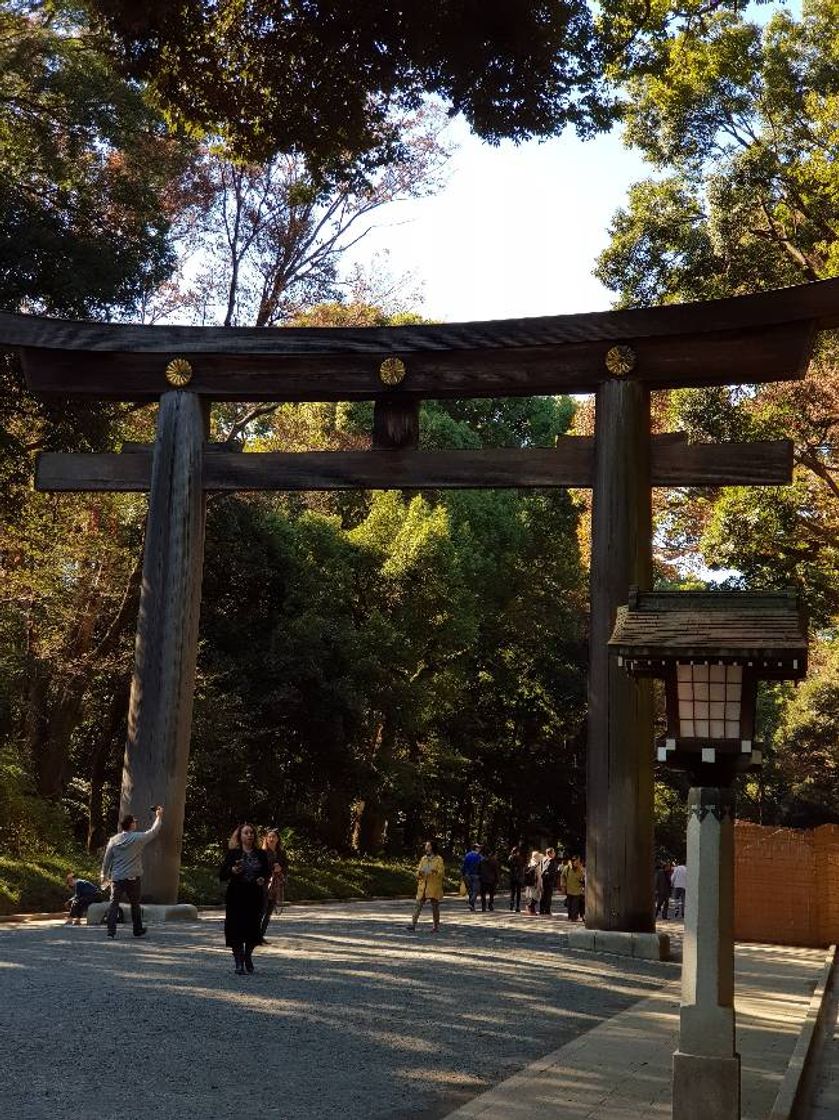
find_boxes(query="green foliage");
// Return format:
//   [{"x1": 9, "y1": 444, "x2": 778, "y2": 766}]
[
  {"x1": 0, "y1": 2, "x2": 186, "y2": 317},
  {"x1": 773, "y1": 638, "x2": 839, "y2": 823},
  {"x1": 86, "y1": 0, "x2": 612, "y2": 172}
]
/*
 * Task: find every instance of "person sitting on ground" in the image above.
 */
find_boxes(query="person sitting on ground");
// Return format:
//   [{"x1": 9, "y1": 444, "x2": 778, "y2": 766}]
[
  {"x1": 64, "y1": 872, "x2": 102, "y2": 925},
  {"x1": 478, "y1": 848, "x2": 500, "y2": 912}
]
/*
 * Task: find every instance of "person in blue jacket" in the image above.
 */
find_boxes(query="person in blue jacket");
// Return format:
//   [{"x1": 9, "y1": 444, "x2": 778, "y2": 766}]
[
  {"x1": 461, "y1": 843, "x2": 483, "y2": 912},
  {"x1": 64, "y1": 872, "x2": 102, "y2": 924}
]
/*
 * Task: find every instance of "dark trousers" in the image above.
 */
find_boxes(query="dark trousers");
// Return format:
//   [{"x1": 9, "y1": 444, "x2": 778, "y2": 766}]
[
  {"x1": 466, "y1": 873, "x2": 480, "y2": 909},
  {"x1": 567, "y1": 893, "x2": 584, "y2": 922},
  {"x1": 69, "y1": 897, "x2": 94, "y2": 919},
  {"x1": 509, "y1": 883, "x2": 522, "y2": 911},
  {"x1": 479, "y1": 884, "x2": 496, "y2": 911},
  {"x1": 539, "y1": 883, "x2": 555, "y2": 914},
  {"x1": 655, "y1": 894, "x2": 670, "y2": 919},
  {"x1": 108, "y1": 879, "x2": 142, "y2": 934}
]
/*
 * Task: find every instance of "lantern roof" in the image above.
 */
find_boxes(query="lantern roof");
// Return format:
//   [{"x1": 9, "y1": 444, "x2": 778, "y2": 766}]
[{"x1": 608, "y1": 588, "x2": 807, "y2": 676}]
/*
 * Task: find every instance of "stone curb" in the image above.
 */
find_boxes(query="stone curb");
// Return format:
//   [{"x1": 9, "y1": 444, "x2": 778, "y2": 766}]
[
  {"x1": 768, "y1": 943, "x2": 837, "y2": 1120},
  {"x1": 0, "y1": 894, "x2": 422, "y2": 924}
]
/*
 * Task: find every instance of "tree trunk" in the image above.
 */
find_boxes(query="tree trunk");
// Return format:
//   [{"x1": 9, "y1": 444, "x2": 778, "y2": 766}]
[{"x1": 87, "y1": 679, "x2": 130, "y2": 852}]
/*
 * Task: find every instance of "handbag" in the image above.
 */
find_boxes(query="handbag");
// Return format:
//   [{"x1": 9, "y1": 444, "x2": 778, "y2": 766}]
[{"x1": 458, "y1": 878, "x2": 467, "y2": 897}]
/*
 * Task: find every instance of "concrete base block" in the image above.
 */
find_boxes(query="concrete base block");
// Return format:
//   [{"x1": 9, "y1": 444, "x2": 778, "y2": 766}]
[
  {"x1": 632, "y1": 931, "x2": 671, "y2": 960},
  {"x1": 568, "y1": 927, "x2": 670, "y2": 960},
  {"x1": 86, "y1": 902, "x2": 198, "y2": 925},
  {"x1": 566, "y1": 928, "x2": 595, "y2": 951},
  {"x1": 672, "y1": 1051, "x2": 740, "y2": 1120}
]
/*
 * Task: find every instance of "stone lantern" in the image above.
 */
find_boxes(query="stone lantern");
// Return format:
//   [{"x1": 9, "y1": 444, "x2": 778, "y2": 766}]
[{"x1": 609, "y1": 588, "x2": 807, "y2": 1120}]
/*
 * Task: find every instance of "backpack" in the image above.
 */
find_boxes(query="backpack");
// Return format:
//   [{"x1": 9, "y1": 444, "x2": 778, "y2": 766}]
[{"x1": 524, "y1": 865, "x2": 536, "y2": 887}]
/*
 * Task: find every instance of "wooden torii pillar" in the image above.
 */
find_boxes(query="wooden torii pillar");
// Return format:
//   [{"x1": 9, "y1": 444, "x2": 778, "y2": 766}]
[{"x1": 7, "y1": 279, "x2": 837, "y2": 906}]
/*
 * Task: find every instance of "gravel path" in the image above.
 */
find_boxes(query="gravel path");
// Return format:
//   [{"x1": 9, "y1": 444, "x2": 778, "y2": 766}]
[{"x1": 0, "y1": 899, "x2": 676, "y2": 1120}]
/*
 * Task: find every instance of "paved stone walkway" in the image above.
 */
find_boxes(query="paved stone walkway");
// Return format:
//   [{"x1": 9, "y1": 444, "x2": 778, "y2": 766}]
[
  {"x1": 0, "y1": 902, "x2": 824, "y2": 1120},
  {"x1": 445, "y1": 941, "x2": 827, "y2": 1120},
  {"x1": 0, "y1": 900, "x2": 674, "y2": 1120},
  {"x1": 804, "y1": 960, "x2": 839, "y2": 1120}
]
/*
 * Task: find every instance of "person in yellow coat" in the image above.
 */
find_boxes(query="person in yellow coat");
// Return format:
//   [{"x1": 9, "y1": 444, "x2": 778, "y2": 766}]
[{"x1": 407, "y1": 839, "x2": 445, "y2": 933}]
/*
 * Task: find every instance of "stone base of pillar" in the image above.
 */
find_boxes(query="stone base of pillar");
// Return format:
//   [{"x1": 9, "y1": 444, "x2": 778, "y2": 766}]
[
  {"x1": 86, "y1": 902, "x2": 198, "y2": 925},
  {"x1": 673, "y1": 1051, "x2": 740, "y2": 1120},
  {"x1": 566, "y1": 927, "x2": 670, "y2": 960}
]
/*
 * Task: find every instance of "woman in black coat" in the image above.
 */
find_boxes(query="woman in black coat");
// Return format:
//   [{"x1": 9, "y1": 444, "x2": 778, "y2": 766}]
[{"x1": 220, "y1": 823, "x2": 270, "y2": 974}]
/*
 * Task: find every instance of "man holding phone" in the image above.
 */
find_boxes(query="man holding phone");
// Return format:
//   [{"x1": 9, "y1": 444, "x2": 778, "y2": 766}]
[{"x1": 101, "y1": 806, "x2": 164, "y2": 939}]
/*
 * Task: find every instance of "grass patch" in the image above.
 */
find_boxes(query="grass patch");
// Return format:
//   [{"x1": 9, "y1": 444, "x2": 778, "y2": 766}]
[{"x1": 0, "y1": 850, "x2": 462, "y2": 914}]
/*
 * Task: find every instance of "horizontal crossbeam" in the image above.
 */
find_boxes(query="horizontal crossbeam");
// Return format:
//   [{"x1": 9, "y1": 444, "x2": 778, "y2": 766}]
[
  {"x1": 19, "y1": 321, "x2": 813, "y2": 401},
  {"x1": 35, "y1": 436, "x2": 793, "y2": 492}
]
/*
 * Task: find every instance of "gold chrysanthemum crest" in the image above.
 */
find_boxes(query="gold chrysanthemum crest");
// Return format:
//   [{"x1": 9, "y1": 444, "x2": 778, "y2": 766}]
[
  {"x1": 379, "y1": 356, "x2": 406, "y2": 386},
  {"x1": 605, "y1": 345, "x2": 636, "y2": 377},
  {"x1": 164, "y1": 358, "x2": 193, "y2": 387}
]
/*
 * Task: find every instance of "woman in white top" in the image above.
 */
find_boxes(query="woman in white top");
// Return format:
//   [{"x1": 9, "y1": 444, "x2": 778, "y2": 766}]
[{"x1": 524, "y1": 850, "x2": 543, "y2": 915}]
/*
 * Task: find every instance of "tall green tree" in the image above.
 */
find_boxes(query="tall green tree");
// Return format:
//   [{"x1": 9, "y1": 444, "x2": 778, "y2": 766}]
[{"x1": 596, "y1": 0, "x2": 839, "y2": 827}]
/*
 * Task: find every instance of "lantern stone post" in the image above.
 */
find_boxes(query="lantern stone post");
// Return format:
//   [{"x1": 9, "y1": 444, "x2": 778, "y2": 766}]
[
  {"x1": 673, "y1": 785, "x2": 739, "y2": 1120},
  {"x1": 608, "y1": 588, "x2": 808, "y2": 1120}
]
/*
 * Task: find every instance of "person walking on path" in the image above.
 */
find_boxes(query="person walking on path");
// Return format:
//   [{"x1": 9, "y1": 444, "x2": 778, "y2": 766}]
[
  {"x1": 654, "y1": 861, "x2": 673, "y2": 919},
  {"x1": 260, "y1": 827, "x2": 289, "y2": 943},
  {"x1": 539, "y1": 848, "x2": 559, "y2": 915},
  {"x1": 101, "y1": 806, "x2": 163, "y2": 939},
  {"x1": 671, "y1": 861, "x2": 687, "y2": 919},
  {"x1": 407, "y1": 840, "x2": 445, "y2": 932},
  {"x1": 461, "y1": 843, "x2": 483, "y2": 912},
  {"x1": 221, "y1": 823, "x2": 270, "y2": 975},
  {"x1": 563, "y1": 854, "x2": 585, "y2": 922},
  {"x1": 64, "y1": 872, "x2": 102, "y2": 925},
  {"x1": 524, "y1": 850, "x2": 543, "y2": 915},
  {"x1": 508, "y1": 845, "x2": 525, "y2": 912},
  {"x1": 479, "y1": 849, "x2": 500, "y2": 911}
]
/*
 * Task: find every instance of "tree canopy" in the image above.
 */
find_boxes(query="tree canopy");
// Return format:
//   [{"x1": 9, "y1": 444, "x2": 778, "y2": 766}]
[
  {"x1": 85, "y1": 0, "x2": 612, "y2": 170},
  {"x1": 595, "y1": 0, "x2": 839, "y2": 829}
]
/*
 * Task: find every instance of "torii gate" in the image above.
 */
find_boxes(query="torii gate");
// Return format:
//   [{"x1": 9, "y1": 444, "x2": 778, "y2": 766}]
[{"x1": 6, "y1": 277, "x2": 837, "y2": 915}]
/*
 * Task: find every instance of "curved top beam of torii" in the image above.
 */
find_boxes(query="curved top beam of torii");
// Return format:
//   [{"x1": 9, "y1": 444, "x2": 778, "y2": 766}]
[{"x1": 5, "y1": 277, "x2": 839, "y2": 402}]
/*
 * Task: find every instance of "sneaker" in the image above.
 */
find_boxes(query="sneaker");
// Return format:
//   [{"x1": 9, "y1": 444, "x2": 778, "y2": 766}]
[
  {"x1": 107, "y1": 931, "x2": 116, "y2": 939},
  {"x1": 405, "y1": 925, "x2": 416, "y2": 931},
  {"x1": 64, "y1": 919, "x2": 73, "y2": 926},
  {"x1": 133, "y1": 927, "x2": 148, "y2": 938},
  {"x1": 234, "y1": 963, "x2": 245, "y2": 975},
  {"x1": 244, "y1": 956, "x2": 255, "y2": 974}
]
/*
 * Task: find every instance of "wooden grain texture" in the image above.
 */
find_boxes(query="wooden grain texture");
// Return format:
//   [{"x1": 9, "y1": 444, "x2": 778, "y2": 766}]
[
  {"x1": 4, "y1": 275, "x2": 839, "y2": 352},
  {"x1": 34, "y1": 436, "x2": 794, "y2": 492},
  {"x1": 586, "y1": 380, "x2": 655, "y2": 933},
  {"x1": 372, "y1": 397, "x2": 420, "y2": 449},
  {"x1": 18, "y1": 320, "x2": 814, "y2": 400},
  {"x1": 119, "y1": 391, "x2": 207, "y2": 904}
]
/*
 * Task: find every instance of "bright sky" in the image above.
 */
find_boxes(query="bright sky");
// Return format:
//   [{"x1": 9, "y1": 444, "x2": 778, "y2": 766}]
[
  {"x1": 352, "y1": 117, "x2": 650, "y2": 323},
  {"x1": 350, "y1": 0, "x2": 797, "y2": 325}
]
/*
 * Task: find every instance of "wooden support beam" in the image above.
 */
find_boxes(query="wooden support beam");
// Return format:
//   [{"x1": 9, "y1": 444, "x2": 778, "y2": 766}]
[
  {"x1": 372, "y1": 397, "x2": 420, "y2": 449},
  {"x1": 119, "y1": 391, "x2": 207, "y2": 903},
  {"x1": 34, "y1": 436, "x2": 794, "y2": 493},
  {"x1": 586, "y1": 380, "x2": 655, "y2": 933}
]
